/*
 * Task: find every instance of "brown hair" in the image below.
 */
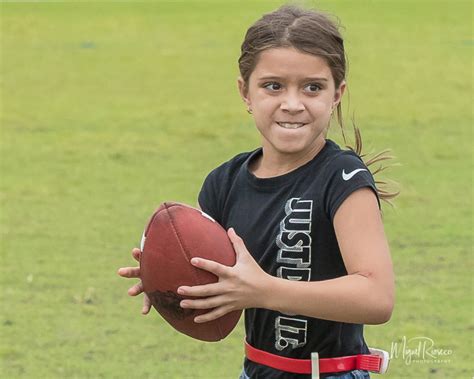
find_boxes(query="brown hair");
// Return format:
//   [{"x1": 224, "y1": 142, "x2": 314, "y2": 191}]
[{"x1": 238, "y1": 4, "x2": 399, "y2": 205}]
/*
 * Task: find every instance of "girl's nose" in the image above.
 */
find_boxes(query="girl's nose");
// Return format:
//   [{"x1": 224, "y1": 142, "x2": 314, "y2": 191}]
[{"x1": 280, "y1": 92, "x2": 305, "y2": 113}]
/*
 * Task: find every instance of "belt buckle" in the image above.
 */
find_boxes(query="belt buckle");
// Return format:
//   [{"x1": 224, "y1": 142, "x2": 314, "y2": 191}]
[
  {"x1": 367, "y1": 347, "x2": 390, "y2": 374},
  {"x1": 311, "y1": 352, "x2": 320, "y2": 379}
]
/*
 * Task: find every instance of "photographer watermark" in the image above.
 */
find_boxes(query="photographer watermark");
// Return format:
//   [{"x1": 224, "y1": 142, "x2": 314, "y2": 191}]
[{"x1": 390, "y1": 336, "x2": 453, "y2": 365}]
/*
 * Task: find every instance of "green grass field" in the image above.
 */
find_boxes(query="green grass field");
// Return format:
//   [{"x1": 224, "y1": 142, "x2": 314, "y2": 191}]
[{"x1": 1, "y1": 1, "x2": 472, "y2": 378}]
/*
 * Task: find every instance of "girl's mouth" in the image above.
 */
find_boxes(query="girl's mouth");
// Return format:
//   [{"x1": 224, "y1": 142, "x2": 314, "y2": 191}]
[{"x1": 277, "y1": 122, "x2": 306, "y2": 129}]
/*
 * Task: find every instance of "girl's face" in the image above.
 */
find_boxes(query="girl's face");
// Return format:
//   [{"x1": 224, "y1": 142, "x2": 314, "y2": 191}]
[{"x1": 238, "y1": 47, "x2": 345, "y2": 159}]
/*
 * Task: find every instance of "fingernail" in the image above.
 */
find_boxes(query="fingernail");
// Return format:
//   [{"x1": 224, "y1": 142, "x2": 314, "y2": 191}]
[
  {"x1": 177, "y1": 287, "x2": 184, "y2": 294},
  {"x1": 191, "y1": 258, "x2": 199, "y2": 265}
]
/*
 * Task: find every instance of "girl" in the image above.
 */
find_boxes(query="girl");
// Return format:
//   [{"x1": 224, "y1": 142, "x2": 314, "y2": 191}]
[{"x1": 118, "y1": 4, "x2": 397, "y2": 379}]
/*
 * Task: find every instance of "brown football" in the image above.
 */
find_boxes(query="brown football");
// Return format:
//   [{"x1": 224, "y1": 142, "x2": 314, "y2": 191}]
[{"x1": 139, "y1": 202, "x2": 242, "y2": 342}]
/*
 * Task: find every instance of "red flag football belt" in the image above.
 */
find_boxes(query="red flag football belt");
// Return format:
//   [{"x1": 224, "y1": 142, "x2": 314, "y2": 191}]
[{"x1": 245, "y1": 341, "x2": 386, "y2": 375}]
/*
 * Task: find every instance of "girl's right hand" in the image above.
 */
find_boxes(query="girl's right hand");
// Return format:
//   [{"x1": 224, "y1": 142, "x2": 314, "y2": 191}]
[{"x1": 117, "y1": 248, "x2": 152, "y2": 315}]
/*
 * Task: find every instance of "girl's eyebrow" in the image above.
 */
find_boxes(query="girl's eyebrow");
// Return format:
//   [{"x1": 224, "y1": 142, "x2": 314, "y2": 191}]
[{"x1": 258, "y1": 75, "x2": 329, "y2": 81}]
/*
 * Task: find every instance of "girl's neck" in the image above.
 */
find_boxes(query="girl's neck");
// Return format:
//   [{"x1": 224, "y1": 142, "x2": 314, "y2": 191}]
[{"x1": 250, "y1": 139, "x2": 327, "y2": 178}]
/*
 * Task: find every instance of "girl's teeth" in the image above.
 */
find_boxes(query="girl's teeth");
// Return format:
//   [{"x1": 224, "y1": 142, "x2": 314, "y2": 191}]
[{"x1": 278, "y1": 122, "x2": 305, "y2": 129}]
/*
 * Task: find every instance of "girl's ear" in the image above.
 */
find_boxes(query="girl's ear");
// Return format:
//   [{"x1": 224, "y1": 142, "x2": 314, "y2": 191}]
[
  {"x1": 237, "y1": 76, "x2": 251, "y2": 107},
  {"x1": 333, "y1": 80, "x2": 346, "y2": 108}
]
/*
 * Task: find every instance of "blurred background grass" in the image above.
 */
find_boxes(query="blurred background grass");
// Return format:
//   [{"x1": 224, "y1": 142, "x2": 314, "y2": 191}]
[{"x1": 0, "y1": 1, "x2": 472, "y2": 378}]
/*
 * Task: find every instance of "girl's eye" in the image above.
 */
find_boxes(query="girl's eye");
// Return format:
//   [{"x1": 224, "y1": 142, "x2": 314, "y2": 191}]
[
  {"x1": 263, "y1": 82, "x2": 282, "y2": 91},
  {"x1": 305, "y1": 83, "x2": 322, "y2": 93}
]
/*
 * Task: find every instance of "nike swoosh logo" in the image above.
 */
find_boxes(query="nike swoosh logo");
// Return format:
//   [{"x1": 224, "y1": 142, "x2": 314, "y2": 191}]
[{"x1": 342, "y1": 168, "x2": 367, "y2": 181}]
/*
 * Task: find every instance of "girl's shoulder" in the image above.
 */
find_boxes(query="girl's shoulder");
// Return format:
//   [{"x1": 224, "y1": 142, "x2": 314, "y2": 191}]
[
  {"x1": 198, "y1": 149, "x2": 259, "y2": 222},
  {"x1": 205, "y1": 148, "x2": 260, "y2": 182},
  {"x1": 320, "y1": 142, "x2": 380, "y2": 221},
  {"x1": 323, "y1": 140, "x2": 369, "y2": 176}
]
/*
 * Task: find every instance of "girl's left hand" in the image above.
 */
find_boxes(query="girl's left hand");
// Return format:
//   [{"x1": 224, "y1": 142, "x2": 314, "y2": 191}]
[{"x1": 177, "y1": 227, "x2": 273, "y2": 323}]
